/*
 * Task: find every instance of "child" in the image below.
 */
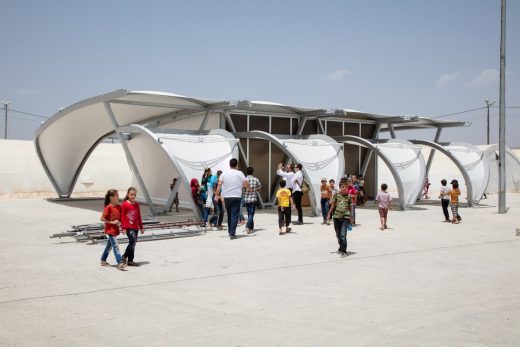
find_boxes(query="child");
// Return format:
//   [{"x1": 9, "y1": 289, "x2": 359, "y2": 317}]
[
  {"x1": 320, "y1": 178, "x2": 331, "y2": 225},
  {"x1": 121, "y1": 187, "x2": 144, "y2": 267},
  {"x1": 190, "y1": 178, "x2": 203, "y2": 217},
  {"x1": 276, "y1": 180, "x2": 295, "y2": 235},
  {"x1": 450, "y1": 181, "x2": 461, "y2": 224},
  {"x1": 100, "y1": 189, "x2": 127, "y2": 270},
  {"x1": 327, "y1": 179, "x2": 352, "y2": 257},
  {"x1": 439, "y1": 179, "x2": 451, "y2": 222},
  {"x1": 329, "y1": 179, "x2": 338, "y2": 200},
  {"x1": 347, "y1": 179, "x2": 358, "y2": 225},
  {"x1": 375, "y1": 183, "x2": 392, "y2": 230}
]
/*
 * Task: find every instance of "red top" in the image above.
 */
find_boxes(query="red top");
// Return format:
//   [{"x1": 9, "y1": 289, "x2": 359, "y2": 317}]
[
  {"x1": 121, "y1": 200, "x2": 143, "y2": 230},
  {"x1": 348, "y1": 186, "x2": 358, "y2": 205},
  {"x1": 103, "y1": 204, "x2": 121, "y2": 236}
]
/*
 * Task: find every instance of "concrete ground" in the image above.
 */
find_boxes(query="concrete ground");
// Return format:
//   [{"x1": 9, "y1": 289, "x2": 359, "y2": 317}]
[{"x1": 0, "y1": 194, "x2": 519, "y2": 347}]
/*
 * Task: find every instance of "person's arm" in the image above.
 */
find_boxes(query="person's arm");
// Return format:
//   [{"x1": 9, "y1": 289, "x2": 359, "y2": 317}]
[
  {"x1": 290, "y1": 196, "x2": 296, "y2": 209},
  {"x1": 100, "y1": 207, "x2": 120, "y2": 226},
  {"x1": 137, "y1": 203, "x2": 144, "y2": 233},
  {"x1": 256, "y1": 178, "x2": 262, "y2": 191},
  {"x1": 215, "y1": 180, "x2": 223, "y2": 197}
]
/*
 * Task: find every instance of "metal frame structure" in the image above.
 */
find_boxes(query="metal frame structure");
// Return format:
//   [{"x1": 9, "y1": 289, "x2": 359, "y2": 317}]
[
  {"x1": 410, "y1": 140, "x2": 491, "y2": 205},
  {"x1": 334, "y1": 136, "x2": 426, "y2": 210},
  {"x1": 233, "y1": 131, "x2": 344, "y2": 216},
  {"x1": 34, "y1": 89, "x2": 470, "y2": 217}
]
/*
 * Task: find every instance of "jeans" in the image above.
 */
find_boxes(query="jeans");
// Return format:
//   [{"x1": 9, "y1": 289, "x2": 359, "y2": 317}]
[
  {"x1": 278, "y1": 206, "x2": 291, "y2": 228},
  {"x1": 224, "y1": 197, "x2": 242, "y2": 236},
  {"x1": 441, "y1": 199, "x2": 450, "y2": 220},
  {"x1": 101, "y1": 235, "x2": 122, "y2": 263},
  {"x1": 203, "y1": 207, "x2": 212, "y2": 224},
  {"x1": 320, "y1": 198, "x2": 330, "y2": 220},
  {"x1": 239, "y1": 198, "x2": 245, "y2": 222},
  {"x1": 293, "y1": 190, "x2": 303, "y2": 222},
  {"x1": 216, "y1": 199, "x2": 224, "y2": 226},
  {"x1": 123, "y1": 229, "x2": 138, "y2": 262},
  {"x1": 245, "y1": 202, "x2": 256, "y2": 230},
  {"x1": 333, "y1": 218, "x2": 349, "y2": 253}
]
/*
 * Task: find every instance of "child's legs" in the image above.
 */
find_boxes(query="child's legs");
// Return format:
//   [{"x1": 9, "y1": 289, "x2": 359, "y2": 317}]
[
  {"x1": 123, "y1": 229, "x2": 138, "y2": 262},
  {"x1": 383, "y1": 209, "x2": 388, "y2": 226},
  {"x1": 333, "y1": 218, "x2": 348, "y2": 251},
  {"x1": 441, "y1": 199, "x2": 450, "y2": 220},
  {"x1": 108, "y1": 235, "x2": 123, "y2": 263},
  {"x1": 320, "y1": 198, "x2": 329, "y2": 220},
  {"x1": 101, "y1": 238, "x2": 112, "y2": 261},
  {"x1": 451, "y1": 204, "x2": 458, "y2": 220},
  {"x1": 378, "y1": 208, "x2": 385, "y2": 227},
  {"x1": 278, "y1": 207, "x2": 285, "y2": 230},
  {"x1": 351, "y1": 205, "x2": 356, "y2": 222},
  {"x1": 284, "y1": 208, "x2": 291, "y2": 228}
]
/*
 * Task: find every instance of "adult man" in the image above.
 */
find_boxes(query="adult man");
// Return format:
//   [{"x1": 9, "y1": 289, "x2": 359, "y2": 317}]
[
  {"x1": 277, "y1": 163, "x2": 294, "y2": 223},
  {"x1": 291, "y1": 163, "x2": 304, "y2": 224},
  {"x1": 215, "y1": 159, "x2": 252, "y2": 239},
  {"x1": 243, "y1": 166, "x2": 261, "y2": 234}
]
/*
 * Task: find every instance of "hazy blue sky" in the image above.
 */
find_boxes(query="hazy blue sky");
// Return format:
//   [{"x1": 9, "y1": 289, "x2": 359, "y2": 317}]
[{"x1": 1, "y1": 0, "x2": 519, "y2": 146}]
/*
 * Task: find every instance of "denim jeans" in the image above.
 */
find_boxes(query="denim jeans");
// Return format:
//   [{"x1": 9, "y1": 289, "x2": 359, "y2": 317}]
[
  {"x1": 224, "y1": 197, "x2": 242, "y2": 236},
  {"x1": 123, "y1": 229, "x2": 138, "y2": 262},
  {"x1": 333, "y1": 218, "x2": 349, "y2": 253},
  {"x1": 239, "y1": 198, "x2": 245, "y2": 222},
  {"x1": 245, "y1": 202, "x2": 256, "y2": 230},
  {"x1": 203, "y1": 207, "x2": 212, "y2": 224},
  {"x1": 216, "y1": 199, "x2": 224, "y2": 226},
  {"x1": 320, "y1": 198, "x2": 330, "y2": 220},
  {"x1": 293, "y1": 191, "x2": 303, "y2": 222},
  {"x1": 101, "y1": 235, "x2": 122, "y2": 263}
]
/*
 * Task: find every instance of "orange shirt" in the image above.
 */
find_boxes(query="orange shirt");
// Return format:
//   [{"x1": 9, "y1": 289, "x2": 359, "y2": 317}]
[{"x1": 320, "y1": 183, "x2": 331, "y2": 199}]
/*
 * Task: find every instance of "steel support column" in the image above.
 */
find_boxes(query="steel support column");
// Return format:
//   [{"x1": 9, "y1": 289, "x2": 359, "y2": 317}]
[
  {"x1": 424, "y1": 127, "x2": 442, "y2": 176},
  {"x1": 103, "y1": 102, "x2": 158, "y2": 214},
  {"x1": 360, "y1": 121, "x2": 382, "y2": 176}
]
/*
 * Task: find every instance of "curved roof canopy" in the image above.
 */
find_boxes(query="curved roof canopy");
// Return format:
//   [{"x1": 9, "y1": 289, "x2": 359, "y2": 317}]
[{"x1": 34, "y1": 89, "x2": 468, "y2": 198}]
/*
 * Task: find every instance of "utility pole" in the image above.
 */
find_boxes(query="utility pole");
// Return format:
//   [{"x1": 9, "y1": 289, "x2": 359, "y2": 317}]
[
  {"x1": 485, "y1": 100, "x2": 496, "y2": 145},
  {"x1": 1, "y1": 101, "x2": 9, "y2": 139},
  {"x1": 498, "y1": 0, "x2": 507, "y2": 214}
]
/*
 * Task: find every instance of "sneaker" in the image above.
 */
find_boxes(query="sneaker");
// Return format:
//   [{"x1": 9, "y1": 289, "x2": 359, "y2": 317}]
[
  {"x1": 286, "y1": 227, "x2": 292, "y2": 233},
  {"x1": 279, "y1": 231, "x2": 286, "y2": 235},
  {"x1": 217, "y1": 226, "x2": 224, "y2": 230},
  {"x1": 127, "y1": 261, "x2": 140, "y2": 267},
  {"x1": 246, "y1": 228, "x2": 253, "y2": 234},
  {"x1": 326, "y1": 220, "x2": 331, "y2": 225},
  {"x1": 116, "y1": 262, "x2": 127, "y2": 271},
  {"x1": 340, "y1": 251, "x2": 348, "y2": 257},
  {"x1": 100, "y1": 261, "x2": 110, "y2": 267},
  {"x1": 230, "y1": 235, "x2": 237, "y2": 240}
]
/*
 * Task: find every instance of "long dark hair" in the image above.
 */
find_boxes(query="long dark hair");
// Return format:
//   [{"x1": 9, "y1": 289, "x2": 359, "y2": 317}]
[
  {"x1": 104, "y1": 189, "x2": 118, "y2": 207},
  {"x1": 124, "y1": 187, "x2": 137, "y2": 201}
]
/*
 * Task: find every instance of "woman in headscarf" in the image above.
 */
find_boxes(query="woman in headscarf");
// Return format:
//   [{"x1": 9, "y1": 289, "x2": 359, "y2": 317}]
[{"x1": 190, "y1": 178, "x2": 203, "y2": 217}]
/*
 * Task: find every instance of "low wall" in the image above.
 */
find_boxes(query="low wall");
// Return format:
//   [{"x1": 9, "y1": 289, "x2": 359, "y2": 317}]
[{"x1": 0, "y1": 139, "x2": 132, "y2": 197}]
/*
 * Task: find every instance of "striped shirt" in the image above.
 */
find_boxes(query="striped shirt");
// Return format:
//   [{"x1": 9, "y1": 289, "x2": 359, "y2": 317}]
[{"x1": 243, "y1": 175, "x2": 261, "y2": 203}]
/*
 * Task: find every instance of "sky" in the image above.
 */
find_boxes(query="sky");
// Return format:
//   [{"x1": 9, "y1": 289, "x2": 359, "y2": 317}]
[{"x1": 1, "y1": 0, "x2": 519, "y2": 146}]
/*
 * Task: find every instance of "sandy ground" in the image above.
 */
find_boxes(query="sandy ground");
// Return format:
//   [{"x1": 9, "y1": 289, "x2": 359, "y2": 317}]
[{"x1": 0, "y1": 194, "x2": 519, "y2": 347}]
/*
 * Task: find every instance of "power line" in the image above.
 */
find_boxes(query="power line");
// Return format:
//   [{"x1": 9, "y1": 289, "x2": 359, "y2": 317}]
[
  {"x1": 9, "y1": 108, "x2": 49, "y2": 119},
  {"x1": 432, "y1": 106, "x2": 486, "y2": 119}
]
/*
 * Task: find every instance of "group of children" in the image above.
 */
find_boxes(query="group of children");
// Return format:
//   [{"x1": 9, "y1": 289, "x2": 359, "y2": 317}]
[
  {"x1": 439, "y1": 179, "x2": 462, "y2": 224},
  {"x1": 100, "y1": 187, "x2": 144, "y2": 271}
]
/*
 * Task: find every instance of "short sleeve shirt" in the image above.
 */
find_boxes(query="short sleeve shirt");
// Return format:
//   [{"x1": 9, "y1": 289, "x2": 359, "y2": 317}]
[
  {"x1": 243, "y1": 175, "x2": 261, "y2": 203},
  {"x1": 450, "y1": 188, "x2": 461, "y2": 204},
  {"x1": 103, "y1": 204, "x2": 121, "y2": 236},
  {"x1": 376, "y1": 191, "x2": 392, "y2": 209},
  {"x1": 219, "y1": 169, "x2": 246, "y2": 198},
  {"x1": 332, "y1": 193, "x2": 352, "y2": 219},
  {"x1": 276, "y1": 188, "x2": 292, "y2": 207}
]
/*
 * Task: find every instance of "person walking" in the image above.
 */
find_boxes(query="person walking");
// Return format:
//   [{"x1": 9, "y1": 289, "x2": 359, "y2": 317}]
[
  {"x1": 319, "y1": 178, "x2": 331, "y2": 225},
  {"x1": 214, "y1": 170, "x2": 224, "y2": 230},
  {"x1": 277, "y1": 163, "x2": 294, "y2": 223},
  {"x1": 169, "y1": 178, "x2": 179, "y2": 212},
  {"x1": 121, "y1": 187, "x2": 144, "y2": 267},
  {"x1": 327, "y1": 179, "x2": 352, "y2": 257},
  {"x1": 449, "y1": 181, "x2": 461, "y2": 224},
  {"x1": 375, "y1": 183, "x2": 392, "y2": 230},
  {"x1": 276, "y1": 180, "x2": 295, "y2": 235},
  {"x1": 99, "y1": 189, "x2": 127, "y2": 271},
  {"x1": 439, "y1": 179, "x2": 451, "y2": 222},
  {"x1": 291, "y1": 163, "x2": 304, "y2": 225},
  {"x1": 450, "y1": 179, "x2": 462, "y2": 222},
  {"x1": 243, "y1": 166, "x2": 261, "y2": 234},
  {"x1": 215, "y1": 158, "x2": 252, "y2": 239}
]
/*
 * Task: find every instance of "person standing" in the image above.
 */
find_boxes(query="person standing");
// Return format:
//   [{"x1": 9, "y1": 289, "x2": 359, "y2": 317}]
[
  {"x1": 439, "y1": 179, "x2": 451, "y2": 222},
  {"x1": 169, "y1": 178, "x2": 179, "y2": 212},
  {"x1": 375, "y1": 183, "x2": 392, "y2": 230},
  {"x1": 347, "y1": 179, "x2": 358, "y2": 225},
  {"x1": 100, "y1": 189, "x2": 127, "y2": 270},
  {"x1": 276, "y1": 180, "x2": 295, "y2": 235},
  {"x1": 243, "y1": 166, "x2": 261, "y2": 234},
  {"x1": 214, "y1": 170, "x2": 224, "y2": 230},
  {"x1": 327, "y1": 179, "x2": 352, "y2": 257},
  {"x1": 291, "y1": 163, "x2": 304, "y2": 225},
  {"x1": 215, "y1": 158, "x2": 252, "y2": 239},
  {"x1": 319, "y1": 178, "x2": 331, "y2": 225},
  {"x1": 450, "y1": 179, "x2": 462, "y2": 222}
]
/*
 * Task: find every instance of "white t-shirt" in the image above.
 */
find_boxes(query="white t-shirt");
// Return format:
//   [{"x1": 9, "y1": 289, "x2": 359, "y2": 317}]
[
  {"x1": 277, "y1": 169, "x2": 295, "y2": 189},
  {"x1": 292, "y1": 170, "x2": 304, "y2": 192},
  {"x1": 219, "y1": 169, "x2": 246, "y2": 198},
  {"x1": 440, "y1": 186, "x2": 451, "y2": 200}
]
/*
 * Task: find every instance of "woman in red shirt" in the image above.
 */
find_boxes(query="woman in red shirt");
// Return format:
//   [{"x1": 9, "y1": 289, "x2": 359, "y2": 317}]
[
  {"x1": 100, "y1": 189, "x2": 127, "y2": 270},
  {"x1": 121, "y1": 187, "x2": 144, "y2": 266}
]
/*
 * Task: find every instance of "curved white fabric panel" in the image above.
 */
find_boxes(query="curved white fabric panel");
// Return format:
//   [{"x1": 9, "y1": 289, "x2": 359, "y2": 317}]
[
  {"x1": 444, "y1": 142, "x2": 490, "y2": 203},
  {"x1": 374, "y1": 139, "x2": 426, "y2": 206},
  {"x1": 280, "y1": 135, "x2": 344, "y2": 215},
  {"x1": 158, "y1": 130, "x2": 239, "y2": 194}
]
